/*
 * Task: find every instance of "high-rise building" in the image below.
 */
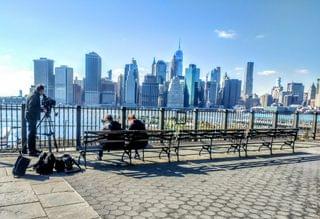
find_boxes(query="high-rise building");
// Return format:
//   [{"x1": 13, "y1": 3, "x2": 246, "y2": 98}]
[
  {"x1": 221, "y1": 77, "x2": 241, "y2": 109},
  {"x1": 100, "y1": 78, "x2": 116, "y2": 105},
  {"x1": 84, "y1": 52, "x2": 101, "y2": 105},
  {"x1": 271, "y1": 77, "x2": 284, "y2": 102},
  {"x1": 287, "y1": 82, "x2": 304, "y2": 104},
  {"x1": 210, "y1": 67, "x2": 221, "y2": 90},
  {"x1": 116, "y1": 74, "x2": 124, "y2": 105},
  {"x1": 140, "y1": 74, "x2": 159, "y2": 107},
  {"x1": 309, "y1": 83, "x2": 316, "y2": 100},
  {"x1": 155, "y1": 60, "x2": 167, "y2": 84},
  {"x1": 107, "y1": 69, "x2": 112, "y2": 81},
  {"x1": 151, "y1": 58, "x2": 156, "y2": 75},
  {"x1": 33, "y1": 58, "x2": 55, "y2": 98},
  {"x1": 55, "y1": 65, "x2": 73, "y2": 105},
  {"x1": 242, "y1": 62, "x2": 254, "y2": 98},
  {"x1": 167, "y1": 76, "x2": 184, "y2": 108},
  {"x1": 124, "y1": 58, "x2": 139, "y2": 106},
  {"x1": 170, "y1": 41, "x2": 183, "y2": 79},
  {"x1": 260, "y1": 94, "x2": 273, "y2": 107},
  {"x1": 185, "y1": 64, "x2": 200, "y2": 107}
]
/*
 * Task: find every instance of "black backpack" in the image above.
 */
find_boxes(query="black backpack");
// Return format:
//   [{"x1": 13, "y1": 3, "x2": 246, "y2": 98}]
[
  {"x1": 34, "y1": 152, "x2": 56, "y2": 175},
  {"x1": 12, "y1": 154, "x2": 31, "y2": 177},
  {"x1": 54, "y1": 154, "x2": 81, "y2": 173}
]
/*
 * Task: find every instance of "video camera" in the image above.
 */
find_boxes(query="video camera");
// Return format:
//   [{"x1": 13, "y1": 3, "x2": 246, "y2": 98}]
[{"x1": 42, "y1": 95, "x2": 56, "y2": 115}]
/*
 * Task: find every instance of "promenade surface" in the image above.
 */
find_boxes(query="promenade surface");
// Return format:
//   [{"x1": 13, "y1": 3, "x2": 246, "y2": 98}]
[{"x1": 1, "y1": 141, "x2": 320, "y2": 219}]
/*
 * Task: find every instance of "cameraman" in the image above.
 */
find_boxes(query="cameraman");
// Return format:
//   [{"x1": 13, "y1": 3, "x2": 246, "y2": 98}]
[{"x1": 23, "y1": 84, "x2": 45, "y2": 156}]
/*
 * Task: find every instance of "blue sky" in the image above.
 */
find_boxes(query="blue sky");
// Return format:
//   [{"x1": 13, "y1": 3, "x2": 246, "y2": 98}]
[{"x1": 0, "y1": 0, "x2": 319, "y2": 96}]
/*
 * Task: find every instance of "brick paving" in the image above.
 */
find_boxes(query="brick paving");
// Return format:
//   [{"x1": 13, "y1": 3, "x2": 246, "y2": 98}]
[{"x1": 64, "y1": 144, "x2": 320, "y2": 219}]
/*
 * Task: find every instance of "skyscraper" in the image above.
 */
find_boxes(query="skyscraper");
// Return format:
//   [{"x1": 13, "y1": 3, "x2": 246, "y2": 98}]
[
  {"x1": 210, "y1": 67, "x2": 221, "y2": 90},
  {"x1": 55, "y1": 65, "x2": 73, "y2": 105},
  {"x1": 221, "y1": 77, "x2": 241, "y2": 109},
  {"x1": 117, "y1": 74, "x2": 124, "y2": 105},
  {"x1": 167, "y1": 76, "x2": 184, "y2": 108},
  {"x1": 185, "y1": 64, "x2": 200, "y2": 107},
  {"x1": 309, "y1": 83, "x2": 316, "y2": 100},
  {"x1": 242, "y1": 62, "x2": 254, "y2": 98},
  {"x1": 287, "y1": 82, "x2": 304, "y2": 104},
  {"x1": 151, "y1": 57, "x2": 156, "y2": 75},
  {"x1": 100, "y1": 78, "x2": 116, "y2": 105},
  {"x1": 170, "y1": 41, "x2": 183, "y2": 79},
  {"x1": 84, "y1": 52, "x2": 101, "y2": 105},
  {"x1": 260, "y1": 94, "x2": 273, "y2": 107},
  {"x1": 140, "y1": 74, "x2": 159, "y2": 107},
  {"x1": 124, "y1": 58, "x2": 139, "y2": 106},
  {"x1": 155, "y1": 60, "x2": 167, "y2": 84},
  {"x1": 33, "y1": 58, "x2": 55, "y2": 98}
]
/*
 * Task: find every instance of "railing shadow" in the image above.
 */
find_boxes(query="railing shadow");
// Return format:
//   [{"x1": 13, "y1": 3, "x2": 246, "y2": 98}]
[{"x1": 83, "y1": 151, "x2": 320, "y2": 179}]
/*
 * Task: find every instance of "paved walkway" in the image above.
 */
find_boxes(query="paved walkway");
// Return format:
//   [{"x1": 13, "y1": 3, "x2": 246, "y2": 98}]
[
  {"x1": 0, "y1": 157, "x2": 100, "y2": 219},
  {"x1": 0, "y1": 142, "x2": 320, "y2": 218},
  {"x1": 65, "y1": 143, "x2": 320, "y2": 219}
]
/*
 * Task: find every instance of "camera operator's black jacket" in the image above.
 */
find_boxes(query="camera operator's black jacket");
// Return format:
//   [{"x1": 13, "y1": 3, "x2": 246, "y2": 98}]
[{"x1": 26, "y1": 91, "x2": 41, "y2": 121}]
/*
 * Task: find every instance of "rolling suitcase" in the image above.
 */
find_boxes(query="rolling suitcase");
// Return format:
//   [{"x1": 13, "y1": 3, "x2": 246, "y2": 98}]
[{"x1": 12, "y1": 154, "x2": 30, "y2": 177}]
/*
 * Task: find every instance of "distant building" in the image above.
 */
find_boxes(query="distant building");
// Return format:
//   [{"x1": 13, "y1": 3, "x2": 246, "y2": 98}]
[
  {"x1": 271, "y1": 77, "x2": 283, "y2": 102},
  {"x1": 116, "y1": 74, "x2": 124, "y2": 105},
  {"x1": 185, "y1": 64, "x2": 200, "y2": 107},
  {"x1": 309, "y1": 83, "x2": 316, "y2": 100},
  {"x1": 287, "y1": 82, "x2": 304, "y2": 104},
  {"x1": 140, "y1": 74, "x2": 159, "y2": 107},
  {"x1": 84, "y1": 52, "x2": 101, "y2": 105},
  {"x1": 155, "y1": 60, "x2": 167, "y2": 84},
  {"x1": 242, "y1": 62, "x2": 254, "y2": 98},
  {"x1": 283, "y1": 94, "x2": 299, "y2": 106},
  {"x1": 55, "y1": 65, "x2": 74, "y2": 105},
  {"x1": 34, "y1": 58, "x2": 55, "y2": 98},
  {"x1": 151, "y1": 58, "x2": 156, "y2": 75},
  {"x1": 107, "y1": 69, "x2": 112, "y2": 81},
  {"x1": 260, "y1": 94, "x2": 273, "y2": 107},
  {"x1": 170, "y1": 41, "x2": 183, "y2": 79},
  {"x1": 210, "y1": 67, "x2": 221, "y2": 91},
  {"x1": 100, "y1": 78, "x2": 116, "y2": 105},
  {"x1": 221, "y1": 76, "x2": 241, "y2": 109},
  {"x1": 124, "y1": 58, "x2": 139, "y2": 106},
  {"x1": 167, "y1": 76, "x2": 184, "y2": 108},
  {"x1": 73, "y1": 83, "x2": 83, "y2": 105}
]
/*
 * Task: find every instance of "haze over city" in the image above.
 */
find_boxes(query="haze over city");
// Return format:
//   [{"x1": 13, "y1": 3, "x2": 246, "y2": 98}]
[{"x1": 0, "y1": 0, "x2": 319, "y2": 97}]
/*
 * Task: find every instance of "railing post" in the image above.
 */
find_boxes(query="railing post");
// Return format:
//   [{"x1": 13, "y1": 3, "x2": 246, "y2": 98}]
[
  {"x1": 159, "y1": 108, "x2": 165, "y2": 130},
  {"x1": 272, "y1": 111, "x2": 278, "y2": 129},
  {"x1": 249, "y1": 110, "x2": 255, "y2": 130},
  {"x1": 121, "y1": 106, "x2": 127, "y2": 129},
  {"x1": 312, "y1": 112, "x2": 318, "y2": 140},
  {"x1": 21, "y1": 104, "x2": 27, "y2": 151},
  {"x1": 293, "y1": 111, "x2": 300, "y2": 129},
  {"x1": 193, "y1": 108, "x2": 199, "y2": 130},
  {"x1": 76, "y1": 105, "x2": 81, "y2": 150},
  {"x1": 224, "y1": 109, "x2": 229, "y2": 131}
]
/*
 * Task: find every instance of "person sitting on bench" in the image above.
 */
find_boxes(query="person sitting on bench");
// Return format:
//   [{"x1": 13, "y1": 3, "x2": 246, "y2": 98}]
[
  {"x1": 97, "y1": 114, "x2": 123, "y2": 160},
  {"x1": 127, "y1": 114, "x2": 148, "y2": 159}
]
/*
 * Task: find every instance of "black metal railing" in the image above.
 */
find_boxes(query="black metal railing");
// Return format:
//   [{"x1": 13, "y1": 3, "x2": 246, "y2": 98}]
[{"x1": 0, "y1": 104, "x2": 319, "y2": 151}]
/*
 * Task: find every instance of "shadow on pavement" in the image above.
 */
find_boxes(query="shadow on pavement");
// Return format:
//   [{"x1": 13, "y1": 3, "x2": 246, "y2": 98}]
[{"x1": 82, "y1": 151, "x2": 320, "y2": 179}]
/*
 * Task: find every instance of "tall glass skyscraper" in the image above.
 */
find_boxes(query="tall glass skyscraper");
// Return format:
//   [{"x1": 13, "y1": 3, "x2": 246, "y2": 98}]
[
  {"x1": 140, "y1": 74, "x2": 159, "y2": 107},
  {"x1": 167, "y1": 76, "x2": 184, "y2": 108},
  {"x1": 124, "y1": 58, "x2": 139, "y2": 106},
  {"x1": 33, "y1": 58, "x2": 55, "y2": 98},
  {"x1": 55, "y1": 65, "x2": 73, "y2": 105},
  {"x1": 243, "y1": 62, "x2": 254, "y2": 98},
  {"x1": 84, "y1": 52, "x2": 101, "y2": 105},
  {"x1": 155, "y1": 60, "x2": 167, "y2": 84},
  {"x1": 185, "y1": 64, "x2": 200, "y2": 107},
  {"x1": 170, "y1": 41, "x2": 183, "y2": 79},
  {"x1": 222, "y1": 78, "x2": 242, "y2": 109}
]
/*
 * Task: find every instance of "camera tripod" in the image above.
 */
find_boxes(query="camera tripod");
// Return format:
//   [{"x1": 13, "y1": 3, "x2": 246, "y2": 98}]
[{"x1": 37, "y1": 111, "x2": 58, "y2": 152}]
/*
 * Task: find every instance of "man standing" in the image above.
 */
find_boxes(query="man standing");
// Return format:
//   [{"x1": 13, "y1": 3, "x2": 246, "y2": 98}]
[{"x1": 23, "y1": 85, "x2": 45, "y2": 156}]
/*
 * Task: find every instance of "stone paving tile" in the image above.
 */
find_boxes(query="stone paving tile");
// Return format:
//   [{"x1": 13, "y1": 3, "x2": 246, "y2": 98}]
[
  {"x1": 38, "y1": 191, "x2": 84, "y2": 208},
  {"x1": 32, "y1": 181, "x2": 73, "y2": 195},
  {"x1": 0, "y1": 202, "x2": 46, "y2": 219},
  {"x1": 65, "y1": 147, "x2": 320, "y2": 219},
  {"x1": 44, "y1": 202, "x2": 99, "y2": 219},
  {"x1": 0, "y1": 190, "x2": 38, "y2": 207}
]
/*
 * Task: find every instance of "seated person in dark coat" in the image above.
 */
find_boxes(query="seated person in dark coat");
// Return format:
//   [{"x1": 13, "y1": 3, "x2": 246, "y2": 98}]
[
  {"x1": 97, "y1": 115, "x2": 123, "y2": 160},
  {"x1": 127, "y1": 114, "x2": 148, "y2": 157}
]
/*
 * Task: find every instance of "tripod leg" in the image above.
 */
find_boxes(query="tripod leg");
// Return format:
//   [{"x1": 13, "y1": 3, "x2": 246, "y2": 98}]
[{"x1": 48, "y1": 117, "x2": 59, "y2": 152}]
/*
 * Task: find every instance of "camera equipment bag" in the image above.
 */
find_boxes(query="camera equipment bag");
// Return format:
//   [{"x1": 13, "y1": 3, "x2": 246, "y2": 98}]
[
  {"x1": 12, "y1": 153, "x2": 31, "y2": 177},
  {"x1": 34, "y1": 152, "x2": 56, "y2": 175},
  {"x1": 54, "y1": 154, "x2": 81, "y2": 173}
]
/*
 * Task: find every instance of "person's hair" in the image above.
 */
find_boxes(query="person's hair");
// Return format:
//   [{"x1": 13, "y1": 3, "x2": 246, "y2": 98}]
[
  {"x1": 128, "y1": 114, "x2": 136, "y2": 120},
  {"x1": 103, "y1": 114, "x2": 113, "y2": 122},
  {"x1": 36, "y1": 84, "x2": 45, "y2": 92}
]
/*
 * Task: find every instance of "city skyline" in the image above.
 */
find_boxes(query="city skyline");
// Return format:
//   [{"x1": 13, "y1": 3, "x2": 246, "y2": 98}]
[{"x1": 0, "y1": 0, "x2": 319, "y2": 96}]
